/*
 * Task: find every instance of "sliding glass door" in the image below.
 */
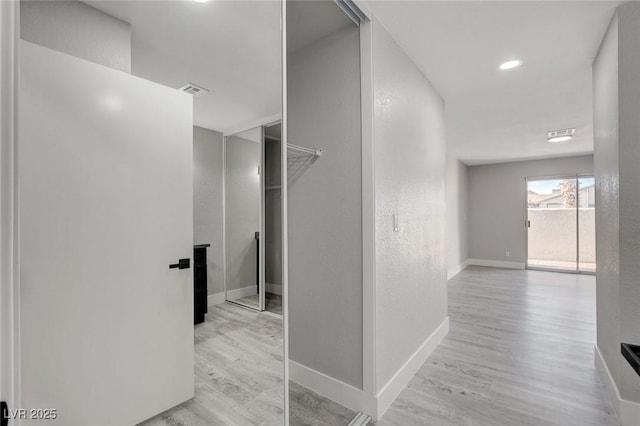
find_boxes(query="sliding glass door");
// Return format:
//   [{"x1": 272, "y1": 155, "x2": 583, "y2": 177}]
[
  {"x1": 577, "y1": 176, "x2": 596, "y2": 273},
  {"x1": 526, "y1": 175, "x2": 595, "y2": 274}
]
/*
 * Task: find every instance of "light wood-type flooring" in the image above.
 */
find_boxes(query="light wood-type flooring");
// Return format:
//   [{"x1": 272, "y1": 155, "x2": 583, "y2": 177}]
[
  {"x1": 236, "y1": 292, "x2": 283, "y2": 316},
  {"x1": 139, "y1": 266, "x2": 616, "y2": 426},
  {"x1": 375, "y1": 266, "x2": 617, "y2": 426},
  {"x1": 139, "y1": 302, "x2": 285, "y2": 426},
  {"x1": 289, "y1": 381, "x2": 356, "y2": 425}
]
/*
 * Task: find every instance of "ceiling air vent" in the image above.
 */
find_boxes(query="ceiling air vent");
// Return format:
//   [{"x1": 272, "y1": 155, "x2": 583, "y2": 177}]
[{"x1": 178, "y1": 82, "x2": 210, "y2": 97}]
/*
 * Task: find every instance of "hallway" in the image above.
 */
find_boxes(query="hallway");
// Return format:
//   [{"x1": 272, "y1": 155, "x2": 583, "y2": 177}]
[{"x1": 377, "y1": 266, "x2": 616, "y2": 425}]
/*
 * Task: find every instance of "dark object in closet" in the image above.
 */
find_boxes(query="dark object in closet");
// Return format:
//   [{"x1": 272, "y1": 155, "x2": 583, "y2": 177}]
[
  {"x1": 194, "y1": 244, "x2": 210, "y2": 325},
  {"x1": 255, "y1": 232, "x2": 260, "y2": 294},
  {"x1": 622, "y1": 343, "x2": 640, "y2": 376}
]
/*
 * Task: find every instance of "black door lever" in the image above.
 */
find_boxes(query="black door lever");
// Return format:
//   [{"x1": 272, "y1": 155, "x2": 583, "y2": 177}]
[{"x1": 169, "y1": 258, "x2": 190, "y2": 270}]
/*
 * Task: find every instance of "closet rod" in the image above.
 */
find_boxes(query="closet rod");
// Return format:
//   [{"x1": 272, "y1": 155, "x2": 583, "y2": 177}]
[{"x1": 288, "y1": 143, "x2": 322, "y2": 157}]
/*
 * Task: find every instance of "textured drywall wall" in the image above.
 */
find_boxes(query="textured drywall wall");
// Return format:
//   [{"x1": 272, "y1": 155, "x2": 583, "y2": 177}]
[
  {"x1": 446, "y1": 156, "x2": 469, "y2": 278},
  {"x1": 594, "y1": 3, "x2": 640, "y2": 404},
  {"x1": 20, "y1": 1, "x2": 131, "y2": 72},
  {"x1": 288, "y1": 25, "x2": 363, "y2": 388},
  {"x1": 372, "y1": 20, "x2": 447, "y2": 389},
  {"x1": 193, "y1": 126, "x2": 224, "y2": 295},
  {"x1": 617, "y1": 3, "x2": 640, "y2": 402},
  {"x1": 468, "y1": 155, "x2": 594, "y2": 264}
]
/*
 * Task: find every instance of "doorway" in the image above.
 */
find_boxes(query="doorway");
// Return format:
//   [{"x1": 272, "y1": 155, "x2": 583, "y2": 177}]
[{"x1": 526, "y1": 175, "x2": 596, "y2": 273}]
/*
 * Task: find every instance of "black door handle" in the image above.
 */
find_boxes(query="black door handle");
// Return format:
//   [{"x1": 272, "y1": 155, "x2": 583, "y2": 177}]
[{"x1": 169, "y1": 258, "x2": 190, "y2": 269}]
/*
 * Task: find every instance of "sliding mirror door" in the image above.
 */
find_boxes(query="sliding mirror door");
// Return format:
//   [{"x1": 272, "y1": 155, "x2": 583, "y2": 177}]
[
  {"x1": 18, "y1": 0, "x2": 285, "y2": 424},
  {"x1": 578, "y1": 176, "x2": 596, "y2": 273},
  {"x1": 225, "y1": 126, "x2": 265, "y2": 311},
  {"x1": 286, "y1": 0, "x2": 364, "y2": 423}
]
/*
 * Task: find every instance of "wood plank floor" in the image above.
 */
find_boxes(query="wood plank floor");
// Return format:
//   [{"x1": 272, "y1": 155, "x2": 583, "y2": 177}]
[
  {"x1": 376, "y1": 266, "x2": 617, "y2": 426},
  {"x1": 138, "y1": 302, "x2": 285, "y2": 426},
  {"x1": 236, "y1": 292, "x2": 283, "y2": 316},
  {"x1": 289, "y1": 381, "x2": 356, "y2": 426}
]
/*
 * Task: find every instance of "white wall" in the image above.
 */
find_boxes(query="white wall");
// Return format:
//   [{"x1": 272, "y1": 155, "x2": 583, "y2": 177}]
[
  {"x1": 287, "y1": 24, "x2": 363, "y2": 389},
  {"x1": 616, "y1": 3, "x2": 640, "y2": 406},
  {"x1": 193, "y1": 126, "x2": 224, "y2": 296},
  {"x1": 446, "y1": 156, "x2": 469, "y2": 278},
  {"x1": 593, "y1": 4, "x2": 640, "y2": 419},
  {"x1": 467, "y1": 155, "x2": 594, "y2": 266},
  {"x1": 371, "y1": 18, "x2": 448, "y2": 393},
  {"x1": 20, "y1": 0, "x2": 131, "y2": 72}
]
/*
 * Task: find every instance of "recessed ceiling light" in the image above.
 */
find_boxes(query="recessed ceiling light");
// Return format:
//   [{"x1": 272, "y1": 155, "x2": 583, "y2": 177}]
[
  {"x1": 548, "y1": 128, "x2": 575, "y2": 143},
  {"x1": 548, "y1": 135, "x2": 573, "y2": 143},
  {"x1": 193, "y1": 0, "x2": 209, "y2": 3},
  {"x1": 499, "y1": 59, "x2": 522, "y2": 70}
]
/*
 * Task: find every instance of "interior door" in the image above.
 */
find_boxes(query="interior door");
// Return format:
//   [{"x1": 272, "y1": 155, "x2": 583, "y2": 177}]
[
  {"x1": 526, "y1": 177, "x2": 578, "y2": 272},
  {"x1": 19, "y1": 41, "x2": 194, "y2": 425}
]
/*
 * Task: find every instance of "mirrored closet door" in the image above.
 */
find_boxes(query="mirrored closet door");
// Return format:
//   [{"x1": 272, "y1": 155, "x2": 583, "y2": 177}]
[
  {"x1": 225, "y1": 126, "x2": 265, "y2": 311},
  {"x1": 16, "y1": 0, "x2": 285, "y2": 424},
  {"x1": 225, "y1": 122, "x2": 283, "y2": 316}
]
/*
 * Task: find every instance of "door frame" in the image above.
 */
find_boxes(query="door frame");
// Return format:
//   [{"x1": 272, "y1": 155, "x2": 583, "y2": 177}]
[
  {"x1": 1, "y1": 0, "x2": 21, "y2": 416},
  {"x1": 524, "y1": 173, "x2": 596, "y2": 275}
]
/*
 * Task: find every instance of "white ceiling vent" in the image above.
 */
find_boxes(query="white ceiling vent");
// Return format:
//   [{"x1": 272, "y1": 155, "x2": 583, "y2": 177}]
[{"x1": 178, "y1": 83, "x2": 210, "y2": 97}]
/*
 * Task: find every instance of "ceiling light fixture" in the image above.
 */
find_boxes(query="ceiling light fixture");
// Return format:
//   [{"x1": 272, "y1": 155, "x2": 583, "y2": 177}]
[
  {"x1": 548, "y1": 128, "x2": 576, "y2": 143},
  {"x1": 193, "y1": 0, "x2": 210, "y2": 3},
  {"x1": 499, "y1": 59, "x2": 522, "y2": 70}
]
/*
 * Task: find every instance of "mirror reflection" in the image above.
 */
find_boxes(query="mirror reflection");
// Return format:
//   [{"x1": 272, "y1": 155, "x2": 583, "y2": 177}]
[
  {"x1": 286, "y1": 1, "x2": 363, "y2": 424},
  {"x1": 18, "y1": 0, "x2": 284, "y2": 424}
]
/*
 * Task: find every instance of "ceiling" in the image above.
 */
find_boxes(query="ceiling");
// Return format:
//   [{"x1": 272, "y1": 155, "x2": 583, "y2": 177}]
[
  {"x1": 367, "y1": 1, "x2": 619, "y2": 165},
  {"x1": 87, "y1": 0, "x2": 619, "y2": 163},
  {"x1": 89, "y1": 0, "x2": 282, "y2": 134}
]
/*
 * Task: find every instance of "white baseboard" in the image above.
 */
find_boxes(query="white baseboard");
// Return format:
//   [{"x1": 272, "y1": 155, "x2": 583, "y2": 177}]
[
  {"x1": 207, "y1": 292, "x2": 225, "y2": 308},
  {"x1": 595, "y1": 345, "x2": 640, "y2": 426},
  {"x1": 289, "y1": 360, "x2": 375, "y2": 417},
  {"x1": 290, "y1": 317, "x2": 450, "y2": 421},
  {"x1": 227, "y1": 285, "x2": 258, "y2": 300},
  {"x1": 467, "y1": 258, "x2": 525, "y2": 270},
  {"x1": 375, "y1": 316, "x2": 450, "y2": 420},
  {"x1": 447, "y1": 260, "x2": 470, "y2": 280},
  {"x1": 266, "y1": 282, "x2": 282, "y2": 296},
  {"x1": 208, "y1": 286, "x2": 257, "y2": 308},
  {"x1": 208, "y1": 284, "x2": 281, "y2": 308}
]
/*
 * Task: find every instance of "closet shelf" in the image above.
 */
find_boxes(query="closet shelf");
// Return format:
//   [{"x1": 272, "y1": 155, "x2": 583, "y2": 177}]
[{"x1": 287, "y1": 143, "x2": 323, "y2": 184}]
